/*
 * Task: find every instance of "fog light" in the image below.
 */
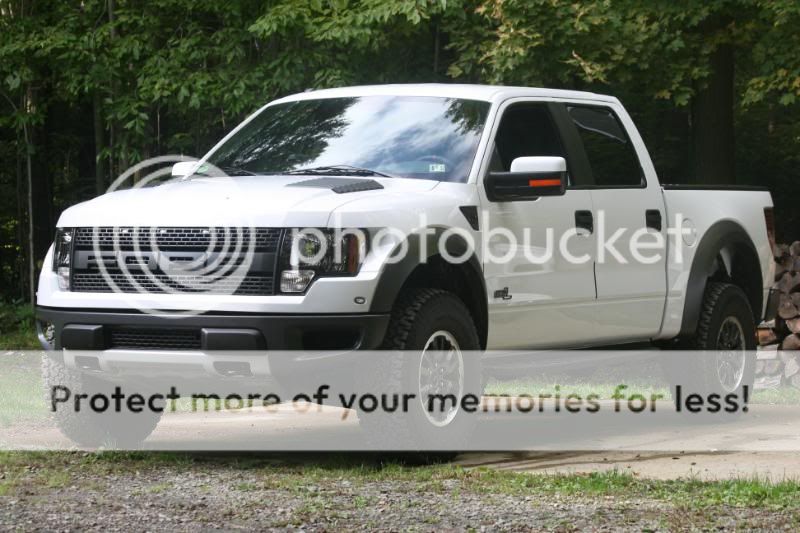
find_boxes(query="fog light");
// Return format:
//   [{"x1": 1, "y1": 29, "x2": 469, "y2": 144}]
[
  {"x1": 57, "y1": 267, "x2": 70, "y2": 291},
  {"x1": 37, "y1": 320, "x2": 55, "y2": 350},
  {"x1": 280, "y1": 269, "x2": 315, "y2": 293}
]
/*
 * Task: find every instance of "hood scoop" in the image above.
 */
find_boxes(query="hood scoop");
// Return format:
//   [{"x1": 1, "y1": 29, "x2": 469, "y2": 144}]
[{"x1": 287, "y1": 177, "x2": 384, "y2": 194}]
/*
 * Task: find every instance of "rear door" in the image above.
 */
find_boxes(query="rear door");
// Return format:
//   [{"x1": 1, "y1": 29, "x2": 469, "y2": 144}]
[{"x1": 561, "y1": 103, "x2": 667, "y2": 343}]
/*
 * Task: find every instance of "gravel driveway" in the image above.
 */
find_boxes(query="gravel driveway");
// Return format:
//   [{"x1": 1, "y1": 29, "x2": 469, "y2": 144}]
[{"x1": 1, "y1": 453, "x2": 797, "y2": 531}]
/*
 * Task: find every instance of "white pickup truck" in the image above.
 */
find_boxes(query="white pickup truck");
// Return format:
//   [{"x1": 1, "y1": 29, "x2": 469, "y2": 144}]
[{"x1": 36, "y1": 84, "x2": 778, "y2": 446}]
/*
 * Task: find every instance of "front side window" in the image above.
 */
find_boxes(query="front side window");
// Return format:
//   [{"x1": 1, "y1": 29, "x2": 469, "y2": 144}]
[
  {"x1": 206, "y1": 96, "x2": 490, "y2": 183},
  {"x1": 491, "y1": 104, "x2": 567, "y2": 172},
  {"x1": 567, "y1": 106, "x2": 644, "y2": 187}
]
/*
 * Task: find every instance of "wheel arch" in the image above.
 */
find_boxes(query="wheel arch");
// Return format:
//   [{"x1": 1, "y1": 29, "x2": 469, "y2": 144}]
[
  {"x1": 679, "y1": 220, "x2": 763, "y2": 338},
  {"x1": 369, "y1": 230, "x2": 488, "y2": 349}
]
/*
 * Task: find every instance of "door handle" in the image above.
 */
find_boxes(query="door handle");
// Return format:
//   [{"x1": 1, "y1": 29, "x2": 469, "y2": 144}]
[
  {"x1": 645, "y1": 209, "x2": 662, "y2": 231},
  {"x1": 574, "y1": 210, "x2": 594, "y2": 234}
]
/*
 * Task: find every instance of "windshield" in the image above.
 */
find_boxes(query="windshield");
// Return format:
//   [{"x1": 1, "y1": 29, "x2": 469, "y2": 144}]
[{"x1": 206, "y1": 95, "x2": 490, "y2": 183}]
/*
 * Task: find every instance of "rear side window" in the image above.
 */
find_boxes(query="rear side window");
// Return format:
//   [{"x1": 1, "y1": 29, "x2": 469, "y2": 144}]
[{"x1": 567, "y1": 106, "x2": 644, "y2": 187}]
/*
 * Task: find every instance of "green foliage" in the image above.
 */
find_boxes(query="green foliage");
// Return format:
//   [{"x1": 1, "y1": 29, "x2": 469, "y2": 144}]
[
  {"x1": 0, "y1": 303, "x2": 34, "y2": 330},
  {"x1": 743, "y1": 0, "x2": 800, "y2": 105},
  {"x1": 0, "y1": 302, "x2": 37, "y2": 350},
  {"x1": 0, "y1": 0, "x2": 800, "y2": 301},
  {"x1": 1, "y1": 0, "x2": 797, "y2": 157}
]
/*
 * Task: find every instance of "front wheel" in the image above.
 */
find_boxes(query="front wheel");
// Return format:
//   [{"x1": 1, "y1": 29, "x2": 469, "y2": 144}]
[
  {"x1": 43, "y1": 356, "x2": 163, "y2": 448},
  {"x1": 358, "y1": 289, "x2": 482, "y2": 451}
]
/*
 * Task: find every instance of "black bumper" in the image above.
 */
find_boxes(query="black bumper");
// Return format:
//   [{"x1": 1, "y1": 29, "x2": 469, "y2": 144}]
[{"x1": 36, "y1": 306, "x2": 390, "y2": 351}]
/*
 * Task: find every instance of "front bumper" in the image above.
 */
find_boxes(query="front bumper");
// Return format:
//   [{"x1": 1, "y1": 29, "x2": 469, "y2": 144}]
[
  {"x1": 36, "y1": 306, "x2": 390, "y2": 382},
  {"x1": 36, "y1": 306, "x2": 390, "y2": 351}
]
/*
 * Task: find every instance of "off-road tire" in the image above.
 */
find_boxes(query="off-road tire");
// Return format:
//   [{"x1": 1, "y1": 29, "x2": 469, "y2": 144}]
[
  {"x1": 358, "y1": 288, "x2": 481, "y2": 451},
  {"x1": 666, "y1": 282, "x2": 756, "y2": 414},
  {"x1": 43, "y1": 356, "x2": 163, "y2": 448}
]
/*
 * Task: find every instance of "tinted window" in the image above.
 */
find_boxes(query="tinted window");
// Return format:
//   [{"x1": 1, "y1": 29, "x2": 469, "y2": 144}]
[
  {"x1": 492, "y1": 105, "x2": 567, "y2": 173},
  {"x1": 567, "y1": 106, "x2": 644, "y2": 187},
  {"x1": 207, "y1": 96, "x2": 490, "y2": 183}
]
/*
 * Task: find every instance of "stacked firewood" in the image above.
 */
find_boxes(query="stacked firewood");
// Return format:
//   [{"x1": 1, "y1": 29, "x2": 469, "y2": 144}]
[{"x1": 756, "y1": 242, "x2": 800, "y2": 388}]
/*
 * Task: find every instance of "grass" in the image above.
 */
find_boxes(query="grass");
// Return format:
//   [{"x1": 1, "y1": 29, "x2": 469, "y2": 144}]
[
  {"x1": 0, "y1": 328, "x2": 39, "y2": 351},
  {"x1": 0, "y1": 303, "x2": 39, "y2": 351},
  {"x1": 1, "y1": 451, "x2": 800, "y2": 510},
  {"x1": 748, "y1": 386, "x2": 800, "y2": 405},
  {"x1": 485, "y1": 376, "x2": 800, "y2": 405},
  {"x1": 484, "y1": 378, "x2": 672, "y2": 402},
  {"x1": 0, "y1": 353, "x2": 46, "y2": 427}
]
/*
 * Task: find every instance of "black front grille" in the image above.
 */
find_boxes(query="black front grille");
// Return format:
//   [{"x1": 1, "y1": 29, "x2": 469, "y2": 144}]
[
  {"x1": 70, "y1": 227, "x2": 281, "y2": 296},
  {"x1": 72, "y1": 272, "x2": 274, "y2": 295},
  {"x1": 109, "y1": 327, "x2": 202, "y2": 350},
  {"x1": 74, "y1": 227, "x2": 281, "y2": 251}
]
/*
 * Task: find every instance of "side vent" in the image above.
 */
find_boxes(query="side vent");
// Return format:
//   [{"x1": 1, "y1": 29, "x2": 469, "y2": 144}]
[{"x1": 459, "y1": 206, "x2": 480, "y2": 231}]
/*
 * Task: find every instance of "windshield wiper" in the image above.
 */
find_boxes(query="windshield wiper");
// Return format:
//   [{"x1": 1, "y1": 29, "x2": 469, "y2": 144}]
[
  {"x1": 219, "y1": 166, "x2": 256, "y2": 176},
  {"x1": 186, "y1": 165, "x2": 256, "y2": 178},
  {"x1": 284, "y1": 165, "x2": 393, "y2": 178}
]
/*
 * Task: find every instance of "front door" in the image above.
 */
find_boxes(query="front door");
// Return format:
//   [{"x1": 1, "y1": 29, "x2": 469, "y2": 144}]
[{"x1": 481, "y1": 101, "x2": 598, "y2": 349}]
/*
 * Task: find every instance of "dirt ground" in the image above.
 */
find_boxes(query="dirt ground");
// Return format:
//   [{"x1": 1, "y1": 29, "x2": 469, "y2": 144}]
[{"x1": 5, "y1": 401, "x2": 800, "y2": 481}]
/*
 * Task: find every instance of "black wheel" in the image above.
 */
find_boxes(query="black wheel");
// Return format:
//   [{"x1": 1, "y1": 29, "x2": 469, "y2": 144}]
[
  {"x1": 666, "y1": 282, "x2": 756, "y2": 413},
  {"x1": 358, "y1": 288, "x2": 481, "y2": 451},
  {"x1": 43, "y1": 356, "x2": 163, "y2": 448}
]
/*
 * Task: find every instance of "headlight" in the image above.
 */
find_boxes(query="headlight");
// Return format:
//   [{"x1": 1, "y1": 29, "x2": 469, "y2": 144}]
[
  {"x1": 278, "y1": 228, "x2": 368, "y2": 293},
  {"x1": 52, "y1": 228, "x2": 73, "y2": 291}
]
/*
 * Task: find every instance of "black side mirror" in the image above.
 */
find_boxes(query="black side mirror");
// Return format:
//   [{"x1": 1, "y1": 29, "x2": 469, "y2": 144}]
[{"x1": 485, "y1": 156, "x2": 567, "y2": 202}]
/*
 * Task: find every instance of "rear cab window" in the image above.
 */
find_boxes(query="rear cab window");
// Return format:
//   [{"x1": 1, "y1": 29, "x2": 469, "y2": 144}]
[{"x1": 566, "y1": 105, "x2": 645, "y2": 188}]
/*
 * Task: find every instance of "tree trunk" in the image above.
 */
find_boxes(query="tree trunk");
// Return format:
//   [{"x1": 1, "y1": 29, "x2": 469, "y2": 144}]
[
  {"x1": 23, "y1": 90, "x2": 35, "y2": 305},
  {"x1": 15, "y1": 138, "x2": 24, "y2": 301},
  {"x1": 691, "y1": 43, "x2": 735, "y2": 184},
  {"x1": 93, "y1": 91, "x2": 106, "y2": 195},
  {"x1": 107, "y1": 0, "x2": 118, "y2": 180},
  {"x1": 31, "y1": 90, "x2": 54, "y2": 266}
]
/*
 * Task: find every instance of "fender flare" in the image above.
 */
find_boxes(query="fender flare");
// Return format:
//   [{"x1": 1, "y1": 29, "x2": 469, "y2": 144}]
[
  {"x1": 368, "y1": 230, "x2": 487, "y2": 347},
  {"x1": 678, "y1": 220, "x2": 763, "y2": 337},
  {"x1": 369, "y1": 229, "x2": 486, "y2": 311}
]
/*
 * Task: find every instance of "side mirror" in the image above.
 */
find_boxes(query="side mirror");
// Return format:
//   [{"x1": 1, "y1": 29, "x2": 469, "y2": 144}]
[
  {"x1": 485, "y1": 156, "x2": 567, "y2": 201},
  {"x1": 171, "y1": 161, "x2": 199, "y2": 178}
]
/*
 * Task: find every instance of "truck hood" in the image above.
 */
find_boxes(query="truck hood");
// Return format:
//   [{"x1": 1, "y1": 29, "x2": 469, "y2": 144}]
[{"x1": 57, "y1": 175, "x2": 440, "y2": 228}]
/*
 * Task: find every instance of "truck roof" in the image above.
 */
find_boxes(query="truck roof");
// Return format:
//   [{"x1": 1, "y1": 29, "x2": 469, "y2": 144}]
[{"x1": 272, "y1": 83, "x2": 620, "y2": 105}]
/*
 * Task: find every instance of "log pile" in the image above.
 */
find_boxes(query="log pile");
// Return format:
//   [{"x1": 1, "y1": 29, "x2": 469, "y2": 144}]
[{"x1": 756, "y1": 241, "x2": 800, "y2": 389}]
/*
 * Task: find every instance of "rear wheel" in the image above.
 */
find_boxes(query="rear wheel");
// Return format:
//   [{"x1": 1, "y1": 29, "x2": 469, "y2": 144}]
[
  {"x1": 666, "y1": 282, "x2": 756, "y2": 413},
  {"x1": 358, "y1": 288, "x2": 481, "y2": 452}
]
